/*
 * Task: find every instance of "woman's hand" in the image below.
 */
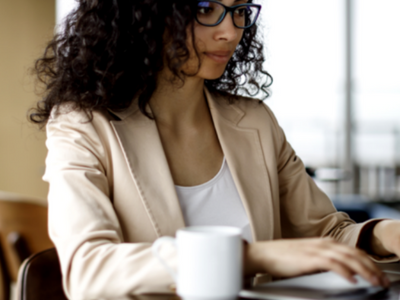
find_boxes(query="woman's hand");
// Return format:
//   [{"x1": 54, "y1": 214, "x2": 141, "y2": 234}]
[
  {"x1": 370, "y1": 220, "x2": 400, "y2": 257},
  {"x1": 243, "y1": 238, "x2": 390, "y2": 287}
]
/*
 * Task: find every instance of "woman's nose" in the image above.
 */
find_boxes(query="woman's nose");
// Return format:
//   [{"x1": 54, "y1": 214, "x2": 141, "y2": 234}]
[{"x1": 214, "y1": 13, "x2": 239, "y2": 41}]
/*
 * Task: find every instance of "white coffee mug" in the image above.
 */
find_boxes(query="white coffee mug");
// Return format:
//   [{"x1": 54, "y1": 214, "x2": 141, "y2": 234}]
[{"x1": 152, "y1": 226, "x2": 243, "y2": 299}]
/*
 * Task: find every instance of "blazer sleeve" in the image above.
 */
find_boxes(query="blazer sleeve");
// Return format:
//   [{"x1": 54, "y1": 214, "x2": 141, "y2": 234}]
[
  {"x1": 43, "y1": 109, "x2": 177, "y2": 300},
  {"x1": 262, "y1": 104, "x2": 398, "y2": 263}
]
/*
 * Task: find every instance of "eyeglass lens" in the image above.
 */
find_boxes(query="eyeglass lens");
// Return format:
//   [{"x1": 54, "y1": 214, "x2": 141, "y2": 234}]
[{"x1": 197, "y1": 1, "x2": 259, "y2": 28}]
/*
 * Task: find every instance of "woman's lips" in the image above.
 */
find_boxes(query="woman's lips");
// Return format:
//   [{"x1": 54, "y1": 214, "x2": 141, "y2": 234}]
[{"x1": 205, "y1": 52, "x2": 231, "y2": 63}]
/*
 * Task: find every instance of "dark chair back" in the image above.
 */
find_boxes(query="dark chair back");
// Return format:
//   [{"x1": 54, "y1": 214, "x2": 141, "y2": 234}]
[
  {"x1": 0, "y1": 243, "x2": 11, "y2": 300},
  {"x1": 17, "y1": 248, "x2": 68, "y2": 300}
]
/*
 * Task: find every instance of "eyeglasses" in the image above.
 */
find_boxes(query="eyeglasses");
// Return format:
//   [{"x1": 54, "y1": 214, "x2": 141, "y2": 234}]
[{"x1": 195, "y1": 1, "x2": 262, "y2": 29}]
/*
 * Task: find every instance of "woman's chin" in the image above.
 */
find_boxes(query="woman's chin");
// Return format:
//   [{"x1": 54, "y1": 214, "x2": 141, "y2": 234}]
[{"x1": 201, "y1": 70, "x2": 226, "y2": 80}]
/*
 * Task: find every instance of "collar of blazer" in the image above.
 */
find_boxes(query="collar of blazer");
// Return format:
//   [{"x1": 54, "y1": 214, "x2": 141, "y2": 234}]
[{"x1": 107, "y1": 86, "x2": 274, "y2": 241}]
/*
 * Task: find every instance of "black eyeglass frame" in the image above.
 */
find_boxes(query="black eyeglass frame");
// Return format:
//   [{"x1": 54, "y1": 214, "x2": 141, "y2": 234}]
[{"x1": 195, "y1": 1, "x2": 262, "y2": 29}]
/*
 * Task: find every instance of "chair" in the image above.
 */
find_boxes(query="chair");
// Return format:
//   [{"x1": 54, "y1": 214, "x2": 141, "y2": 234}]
[
  {"x1": 0, "y1": 244, "x2": 11, "y2": 300},
  {"x1": 17, "y1": 248, "x2": 67, "y2": 300},
  {"x1": 0, "y1": 191, "x2": 54, "y2": 300}
]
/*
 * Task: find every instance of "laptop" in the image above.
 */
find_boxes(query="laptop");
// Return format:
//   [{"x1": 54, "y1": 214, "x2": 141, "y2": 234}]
[{"x1": 240, "y1": 263, "x2": 400, "y2": 300}]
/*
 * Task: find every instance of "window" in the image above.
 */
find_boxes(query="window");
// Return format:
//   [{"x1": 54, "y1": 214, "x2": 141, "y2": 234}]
[
  {"x1": 260, "y1": 0, "x2": 345, "y2": 167},
  {"x1": 260, "y1": 0, "x2": 400, "y2": 199}
]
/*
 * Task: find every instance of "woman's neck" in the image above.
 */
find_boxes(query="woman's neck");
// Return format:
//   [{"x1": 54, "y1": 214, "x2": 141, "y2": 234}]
[{"x1": 149, "y1": 76, "x2": 209, "y2": 128}]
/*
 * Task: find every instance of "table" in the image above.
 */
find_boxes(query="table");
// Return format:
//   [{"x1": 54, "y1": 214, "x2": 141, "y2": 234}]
[
  {"x1": 88, "y1": 282, "x2": 400, "y2": 300},
  {"x1": 83, "y1": 283, "x2": 400, "y2": 300},
  {"x1": 83, "y1": 263, "x2": 400, "y2": 300}
]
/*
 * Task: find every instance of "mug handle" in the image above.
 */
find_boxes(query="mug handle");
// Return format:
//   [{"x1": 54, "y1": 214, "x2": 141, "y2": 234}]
[{"x1": 152, "y1": 236, "x2": 178, "y2": 282}]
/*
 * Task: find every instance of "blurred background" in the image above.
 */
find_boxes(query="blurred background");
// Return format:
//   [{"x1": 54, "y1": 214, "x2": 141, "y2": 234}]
[
  {"x1": 260, "y1": 0, "x2": 400, "y2": 206},
  {"x1": 0, "y1": 0, "x2": 399, "y2": 205},
  {"x1": 0, "y1": 0, "x2": 54, "y2": 202}
]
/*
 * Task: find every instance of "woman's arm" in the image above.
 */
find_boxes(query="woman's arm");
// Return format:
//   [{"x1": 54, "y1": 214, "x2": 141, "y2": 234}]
[
  {"x1": 44, "y1": 108, "x2": 176, "y2": 299},
  {"x1": 361, "y1": 220, "x2": 400, "y2": 257},
  {"x1": 243, "y1": 237, "x2": 390, "y2": 287},
  {"x1": 241, "y1": 103, "x2": 398, "y2": 286},
  {"x1": 262, "y1": 103, "x2": 399, "y2": 259}
]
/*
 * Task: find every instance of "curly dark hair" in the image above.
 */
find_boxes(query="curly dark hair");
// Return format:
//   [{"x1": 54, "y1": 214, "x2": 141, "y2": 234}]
[{"x1": 29, "y1": 0, "x2": 273, "y2": 126}]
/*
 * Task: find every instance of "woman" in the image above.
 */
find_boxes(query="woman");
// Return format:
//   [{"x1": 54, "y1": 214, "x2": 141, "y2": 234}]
[{"x1": 30, "y1": 0, "x2": 399, "y2": 299}]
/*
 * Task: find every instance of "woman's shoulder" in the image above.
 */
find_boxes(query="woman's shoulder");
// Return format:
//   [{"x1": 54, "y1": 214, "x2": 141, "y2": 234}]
[
  {"x1": 45, "y1": 103, "x2": 119, "y2": 149},
  {"x1": 47, "y1": 102, "x2": 116, "y2": 127},
  {"x1": 44, "y1": 103, "x2": 119, "y2": 167}
]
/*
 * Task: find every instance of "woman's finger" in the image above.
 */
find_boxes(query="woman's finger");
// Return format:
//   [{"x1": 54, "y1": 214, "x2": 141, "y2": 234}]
[
  {"x1": 335, "y1": 245, "x2": 388, "y2": 286},
  {"x1": 316, "y1": 256, "x2": 358, "y2": 284},
  {"x1": 320, "y1": 243, "x2": 388, "y2": 287}
]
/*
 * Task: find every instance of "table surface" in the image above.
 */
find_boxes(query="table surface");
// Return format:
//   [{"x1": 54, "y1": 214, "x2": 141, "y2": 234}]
[
  {"x1": 84, "y1": 284, "x2": 400, "y2": 300},
  {"x1": 87, "y1": 282, "x2": 400, "y2": 300},
  {"x1": 85, "y1": 263, "x2": 400, "y2": 300}
]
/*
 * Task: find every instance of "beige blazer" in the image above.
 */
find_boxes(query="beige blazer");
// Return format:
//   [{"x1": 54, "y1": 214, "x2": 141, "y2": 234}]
[{"x1": 43, "y1": 86, "x2": 392, "y2": 300}]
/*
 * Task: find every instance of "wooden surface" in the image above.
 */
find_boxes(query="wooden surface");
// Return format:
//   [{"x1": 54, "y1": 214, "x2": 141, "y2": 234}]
[{"x1": 0, "y1": 192, "x2": 53, "y2": 283}]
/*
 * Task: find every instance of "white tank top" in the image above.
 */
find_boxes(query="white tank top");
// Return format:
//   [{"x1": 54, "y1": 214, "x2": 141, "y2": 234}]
[{"x1": 175, "y1": 157, "x2": 253, "y2": 243}]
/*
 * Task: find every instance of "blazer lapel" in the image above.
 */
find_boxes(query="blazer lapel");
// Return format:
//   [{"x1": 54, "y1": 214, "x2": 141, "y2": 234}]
[
  {"x1": 109, "y1": 103, "x2": 185, "y2": 238},
  {"x1": 205, "y1": 88, "x2": 274, "y2": 242}
]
